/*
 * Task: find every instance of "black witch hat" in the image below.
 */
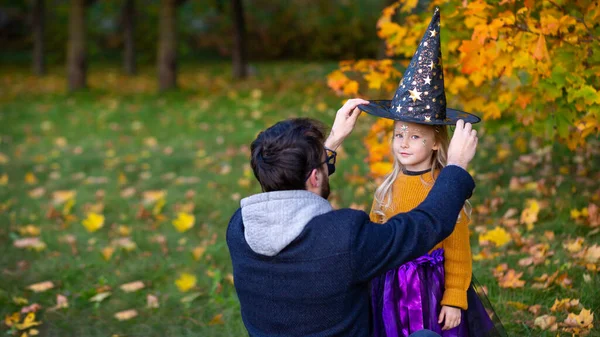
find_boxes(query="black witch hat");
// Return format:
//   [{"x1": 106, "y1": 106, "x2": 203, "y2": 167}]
[{"x1": 358, "y1": 8, "x2": 480, "y2": 125}]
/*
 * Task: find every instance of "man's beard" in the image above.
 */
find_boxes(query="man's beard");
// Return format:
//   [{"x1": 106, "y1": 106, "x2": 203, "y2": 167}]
[{"x1": 320, "y1": 180, "x2": 331, "y2": 200}]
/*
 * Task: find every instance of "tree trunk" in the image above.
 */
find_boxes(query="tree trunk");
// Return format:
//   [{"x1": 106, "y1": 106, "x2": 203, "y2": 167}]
[
  {"x1": 231, "y1": 0, "x2": 247, "y2": 79},
  {"x1": 32, "y1": 0, "x2": 45, "y2": 76},
  {"x1": 67, "y1": 0, "x2": 86, "y2": 91},
  {"x1": 157, "y1": 0, "x2": 177, "y2": 91},
  {"x1": 123, "y1": 0, "x2": 136, "y2": 75}
]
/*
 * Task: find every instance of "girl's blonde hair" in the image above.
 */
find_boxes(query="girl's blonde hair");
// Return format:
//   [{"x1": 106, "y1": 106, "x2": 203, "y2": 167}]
[{"x1": 373, "y1": 123, "x2": 472, "y2": 222}]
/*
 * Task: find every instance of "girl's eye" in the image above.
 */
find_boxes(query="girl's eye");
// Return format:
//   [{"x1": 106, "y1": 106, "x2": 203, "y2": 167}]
[
  {"x1": 395, "y1": 134, "x2": 403, "y2": 138},
  {"x1": 411, "y1": 135, "x2": 420, "y2": 140}
]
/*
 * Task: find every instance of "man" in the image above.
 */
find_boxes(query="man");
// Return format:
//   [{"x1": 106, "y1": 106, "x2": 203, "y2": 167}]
[{"x1": 227, "y1": 99, "x2": 478, "y2": 336}]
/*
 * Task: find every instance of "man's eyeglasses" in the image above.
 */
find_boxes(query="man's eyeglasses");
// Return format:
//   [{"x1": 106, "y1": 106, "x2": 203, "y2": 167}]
[{"x1": 305, "y1": 147, "x2": 337, "y2": 182}]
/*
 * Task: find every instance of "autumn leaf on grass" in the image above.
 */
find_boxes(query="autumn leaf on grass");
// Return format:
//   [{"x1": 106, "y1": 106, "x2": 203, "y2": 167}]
[
  {"x1": 13, "y1": 297, "x2": 28, "y2": 305},
  {"x1": 497, "y1": 269, "x2": 525, "y2": 288},
  {"x1": 478, "y1": 227, "x2": 511, "y2": 247},
  {"x1": 534, "y1": 315, "x2": 557, "y2": 331},
  {"x1": 520, "y1": 199, "x2": 540, "y2": 230},
  {"x1": 15, "y1": 312, "x2": 41, "y2": 330},
  {"x1": 112, "y1": 237, "x2": 137, "y2": 251},
  {"x1": 551, "y1": 298, "x2": 580, "y2": 312},
  {"x1": 208, "y1": 313, "x2": 224, "y2": 326},
  {"x1": 172, "y1": 212, "x2": 195, "y2": 233},
  {"x1": 564, "y1": 308, "x2": 594, "y2": 330},
  {"x1": 584, "y1": 244, "x2": 600, "y2": 264},
  {"x1": 142, "y1": 190, "x2": 166, "y2": 206},
  {"x1": 175, "y1": 273, "x2": 197, "y2": 292},
  {"x1": 82, "y1": 212, "x2": 104, "y2": 232},
  {"x1": 89, "y1": 292, "x2": 111, "y2": 303},
  {"x1": 180, "y1": 292, "x2": 202, "y2": 304},
  {"x1": 52, "y1": 190, "x2": 76, "y2": 205},
  {"x1": 24, "y1": 172, "x2": 38, "y2": 185},
  {"x1": 101, "y1": 246, "x2": 115, "y2": 261},
  {"x1": 13, "y1": 237, "x2": 46, "y2": 251},
  {"x1": 147, "y1": 294, "x2": 159, "y2": 309},
  {"x1": 114, "y1": 309, "x2": 138, "y2": 321},
  {"x1": 4, "y1": 312, "x2": 19, "y2": 327},
  {"x1": 27, "y1": 281, "x2": 54, "y2": 293},
  {"x1": 18, "y1": 225, "x2": 41, "y2": 236},
  {"x1": 563, "y1": 237, "x2": 585, "y2": 253},
  {"x1": 120, "y1": 281, "x2": 145, "y2": 293},
  {"x1": 20, "y1": 303, "x2": 42, "y2": 314},
  {"x1": 587, "y1": 203, "x2": 599, "y2": 227},
  {"x1": 192, "y1": 246, "x2": 206, "y2": 261},
  {"x1": 506, "y1": 301, "x2": 529, "y2": 310},
  {"x1": 48, "y1": 295, "x2": 69, "y2": 311}
]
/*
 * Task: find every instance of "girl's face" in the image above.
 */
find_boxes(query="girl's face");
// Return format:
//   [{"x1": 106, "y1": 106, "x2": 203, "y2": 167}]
[{"x1": 392, "y1": 121, "x2": 439, "y2": 171}]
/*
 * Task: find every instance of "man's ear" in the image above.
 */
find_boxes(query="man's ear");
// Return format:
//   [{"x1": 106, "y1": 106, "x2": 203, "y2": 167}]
[{"x1": 307, "y1": 168, "x2": 320, "y2": 187}]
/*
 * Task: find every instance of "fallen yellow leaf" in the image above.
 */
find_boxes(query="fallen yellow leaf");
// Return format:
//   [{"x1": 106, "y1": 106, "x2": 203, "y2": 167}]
[
  {"x1": 15, "y1": 312, "x2": 41, "y2": 330},
  {"x1": 175, "y1": 273, "x2": 197, "y2": 292},
  {"x1": 172, "y1": 212, "x2": 195, "y2": 233},
  {"x1": 564, "y1": 308, "x2": 594, "y2": 329},
  {"x1": 478, "y1": 226, "x2": 511, "y2": 247},
  {"x1": 82, "y1": 212, "x2": 104, "y2": 232}
]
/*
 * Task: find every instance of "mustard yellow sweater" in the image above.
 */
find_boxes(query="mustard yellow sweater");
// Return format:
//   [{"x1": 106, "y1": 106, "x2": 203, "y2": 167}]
[{"x1": 369, "y1": 170, "x2": 472, "y2": 310}]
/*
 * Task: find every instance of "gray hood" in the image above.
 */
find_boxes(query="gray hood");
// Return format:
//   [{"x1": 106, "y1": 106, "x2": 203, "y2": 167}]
[{"x1": 240, "y1": 190, "x2": 333, "y2": 256}]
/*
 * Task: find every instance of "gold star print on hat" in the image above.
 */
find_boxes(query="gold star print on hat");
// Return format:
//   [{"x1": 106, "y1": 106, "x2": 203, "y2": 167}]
[{"x1": 357, "y1": 7, "x2": 481, "y2": 125}]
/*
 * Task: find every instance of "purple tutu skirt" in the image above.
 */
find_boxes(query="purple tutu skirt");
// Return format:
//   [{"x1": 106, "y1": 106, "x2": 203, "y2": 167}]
[{"x1": 371, "y1": 249, "x2": 506, "y2": 337}]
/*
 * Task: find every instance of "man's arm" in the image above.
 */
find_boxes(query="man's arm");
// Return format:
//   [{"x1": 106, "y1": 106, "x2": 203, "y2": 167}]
[
  {"x1": 324, "y1": 98, "x2": 369, "y2": 151},
  {"x1": 351, "y1": 165, "x2": 475, "y2": 282}
]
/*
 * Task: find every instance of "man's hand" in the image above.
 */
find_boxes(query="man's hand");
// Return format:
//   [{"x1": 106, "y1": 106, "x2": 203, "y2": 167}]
[
  {"x1": 438, "y1": 305, "x2": 462, "y2": 331},
  {"x1": 324, "y1": 98, "x2": 369, "y2": 151},
  {"x1": 447, "y1": 119, "x2": 478, "y2": 170}
]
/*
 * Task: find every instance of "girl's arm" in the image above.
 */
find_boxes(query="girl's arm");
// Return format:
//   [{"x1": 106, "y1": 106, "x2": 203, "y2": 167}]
[{"x1": 441, "y1": 209, "x2": 472, "y2": 310}]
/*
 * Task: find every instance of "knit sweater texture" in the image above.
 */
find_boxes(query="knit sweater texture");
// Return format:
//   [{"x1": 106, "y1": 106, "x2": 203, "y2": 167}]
[{"x1": 369, "y1": 169, "x2": 472, "y2": 309}]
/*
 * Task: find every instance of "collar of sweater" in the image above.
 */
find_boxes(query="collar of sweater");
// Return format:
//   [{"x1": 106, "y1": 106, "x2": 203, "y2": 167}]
[{"x1": 240, "y1": 190, "x2": 333, "y2": 256}]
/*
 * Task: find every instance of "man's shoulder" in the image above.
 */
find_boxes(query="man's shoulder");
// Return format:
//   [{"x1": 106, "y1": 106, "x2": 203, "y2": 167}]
[{"x1": 311, "y1": 208, "x2": 371, "y2": 227}]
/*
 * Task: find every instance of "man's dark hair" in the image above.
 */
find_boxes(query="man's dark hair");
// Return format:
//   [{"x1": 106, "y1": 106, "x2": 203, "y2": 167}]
[{"x1": 250, "y1": 118, "x2": 326, "y2": 192}]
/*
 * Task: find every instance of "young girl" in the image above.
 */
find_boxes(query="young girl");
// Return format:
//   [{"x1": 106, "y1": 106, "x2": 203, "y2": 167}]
[
  {"x1": 369, "y1": 122, "x2": 502, "y2": 337},
  {"x1": 357, "y1": 8, "x2": 506, "y2": 337}
]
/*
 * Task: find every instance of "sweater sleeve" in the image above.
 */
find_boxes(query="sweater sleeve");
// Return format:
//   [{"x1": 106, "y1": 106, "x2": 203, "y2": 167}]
[
  {"x1": 351, "y1": 165, "x2": 475, "y2": 282},
  {"x1": 440, "y1": 209, "x2": 472, "y2": 310}
]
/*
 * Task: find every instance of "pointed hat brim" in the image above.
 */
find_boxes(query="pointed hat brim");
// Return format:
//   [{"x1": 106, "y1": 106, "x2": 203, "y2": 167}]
[{"x1": 358, "y1": 100, "x2": 481, "y2": 125}]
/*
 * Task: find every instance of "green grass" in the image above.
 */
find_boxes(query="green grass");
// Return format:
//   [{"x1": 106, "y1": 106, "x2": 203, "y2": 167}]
[{"x1": 1, "y1": 62, "x2": 599, "y2": 336}]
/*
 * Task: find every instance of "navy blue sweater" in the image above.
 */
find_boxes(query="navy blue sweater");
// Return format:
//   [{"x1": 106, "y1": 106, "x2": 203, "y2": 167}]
[{"x1": 227, "y1": 165, "x2": 475, "y2": 336}]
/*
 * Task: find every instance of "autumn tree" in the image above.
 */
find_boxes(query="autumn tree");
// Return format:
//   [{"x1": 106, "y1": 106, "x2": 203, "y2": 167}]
[
  {"x1": 328, "y1": 0, "x2": 600, "y2": 177},
  {"x1": 122, "y1": 0, "x2": 136, "y2": 75},
  {"x1": 158, "y1": 0, "x2": 188, "y2": 91},
  {"x1": 67, "y1": 0, "x2": 87, "y2": 91},
  {"x1": 32, "y1": 0, "x2": 45, "y2": 76},
  {"x1": 231, "y1": 0, "x2": 248, "y2": 79}
]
